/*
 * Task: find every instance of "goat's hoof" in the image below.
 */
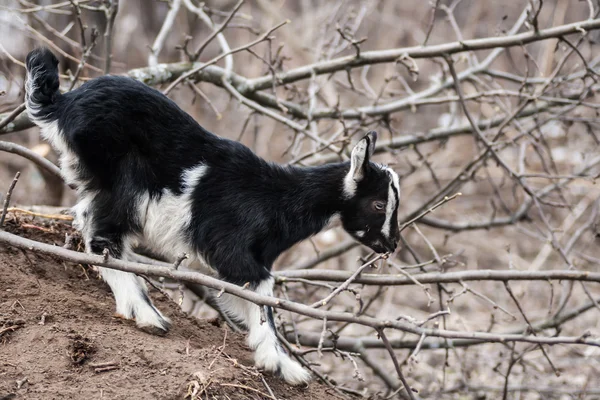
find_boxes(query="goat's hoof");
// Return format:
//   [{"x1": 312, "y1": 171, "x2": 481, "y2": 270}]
[
  {"x1": 113, "y1": 312, "x2": 131, "y2": 320},
  {"x1": 272, "y1": 356, "x2": 312, "y2": 386},
  {"x1": 280, "y1": 364, "x2": 311, "y2": 386},
  {"x1": 137, "y1": 313, "x2": 171, "y2": 336},
  {"x1": 138, "y1": 323, "x2": 170, "y2": 336}
]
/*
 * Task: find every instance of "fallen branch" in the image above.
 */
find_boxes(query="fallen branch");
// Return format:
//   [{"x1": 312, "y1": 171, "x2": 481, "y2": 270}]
[{"x1": 0, "y1": 229, "x2": 598, "y2": 348}]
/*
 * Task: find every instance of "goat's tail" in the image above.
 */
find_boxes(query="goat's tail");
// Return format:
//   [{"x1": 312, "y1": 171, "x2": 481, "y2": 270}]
[{"x1": 25, "y1": 47, "x2": 61, "y2": 121}]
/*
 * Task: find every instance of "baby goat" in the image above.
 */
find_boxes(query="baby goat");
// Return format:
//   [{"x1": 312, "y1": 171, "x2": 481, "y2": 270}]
[{"x1": 25, "y1": 47, "x2": 401, "y2": 385}]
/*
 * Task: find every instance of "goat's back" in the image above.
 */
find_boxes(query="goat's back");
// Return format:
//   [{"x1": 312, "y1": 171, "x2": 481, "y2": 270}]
[{"x1": 56, "y1": 76, "x2": 224, "y2": 193}]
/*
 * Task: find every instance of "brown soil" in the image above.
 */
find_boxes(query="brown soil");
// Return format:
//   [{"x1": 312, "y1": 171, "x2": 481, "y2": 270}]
[{"x1": 0, "y1": 217, "x2": 332, "y2": 400}]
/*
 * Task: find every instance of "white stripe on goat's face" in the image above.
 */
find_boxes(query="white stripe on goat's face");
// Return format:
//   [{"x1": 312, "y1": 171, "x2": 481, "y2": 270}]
[
  {"x1": 381, "y1": 168, "x2": 401, "y2": 239},
  {"x1": 340, "y1": 131, "x2": 401, "y2": 254}
]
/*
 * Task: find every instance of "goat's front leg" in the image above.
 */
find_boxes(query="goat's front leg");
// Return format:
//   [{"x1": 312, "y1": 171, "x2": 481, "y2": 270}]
[
  {"x1": 81, "y1": 210, "x2": 171, "y2": 335},
  {"x1": 96, "y1": 261, "x2": 171, "y2": 335},
  {"x1": 217, "y1": 276, "x2": 311, "y2": 385}
]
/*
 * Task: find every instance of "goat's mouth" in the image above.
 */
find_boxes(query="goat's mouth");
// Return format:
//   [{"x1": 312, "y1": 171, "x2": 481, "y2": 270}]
[{"x1": 363, "y1": 239, "x2": 397, "y2": 254}]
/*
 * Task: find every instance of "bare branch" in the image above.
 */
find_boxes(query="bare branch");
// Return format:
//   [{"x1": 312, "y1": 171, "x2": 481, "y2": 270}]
[
  {"x1": 148, "y1": 0, "x2": 182, "y2": 67},
  {"x1": 1, "y1": 230, "x2": 599, "y2": 349}
]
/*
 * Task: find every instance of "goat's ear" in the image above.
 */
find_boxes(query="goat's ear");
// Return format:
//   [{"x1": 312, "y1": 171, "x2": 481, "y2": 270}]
[{"x1": 349, "y1": 131, "x2": 377, "y2": 182}]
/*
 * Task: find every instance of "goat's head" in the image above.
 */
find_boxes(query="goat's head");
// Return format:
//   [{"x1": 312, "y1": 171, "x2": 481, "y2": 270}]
[{"x1": 340, "y1": 131, "x2": 401, "y2": 254}]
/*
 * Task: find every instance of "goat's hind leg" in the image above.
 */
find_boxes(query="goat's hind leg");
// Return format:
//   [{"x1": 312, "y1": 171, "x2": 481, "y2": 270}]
[
  {"x1": 217, "y1": 276, "x2": 311, "y2": 385},
  {"x1": 81, "y1": 213, "x2": 171, "y2": 335}
]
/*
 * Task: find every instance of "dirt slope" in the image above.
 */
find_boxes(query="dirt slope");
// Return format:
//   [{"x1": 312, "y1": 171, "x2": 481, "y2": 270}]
[{"x1": 0, "y1": 218, "x2": 333, "y2": 400}]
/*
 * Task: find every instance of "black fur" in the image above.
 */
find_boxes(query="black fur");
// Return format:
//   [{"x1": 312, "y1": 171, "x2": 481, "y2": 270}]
[{"x1": 26, "y1": 47, "x2": 398, "y2": 285}]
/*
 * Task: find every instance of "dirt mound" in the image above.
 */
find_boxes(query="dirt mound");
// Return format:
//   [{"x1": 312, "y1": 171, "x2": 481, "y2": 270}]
[{"x1": 0, "y1": 218, "x2": 333, "y2": 399}]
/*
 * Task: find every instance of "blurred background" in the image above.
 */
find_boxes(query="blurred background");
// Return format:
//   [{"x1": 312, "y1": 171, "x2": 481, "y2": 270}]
[{"x1": 2, "y1": 0, "x2": 600, "y2": 398}]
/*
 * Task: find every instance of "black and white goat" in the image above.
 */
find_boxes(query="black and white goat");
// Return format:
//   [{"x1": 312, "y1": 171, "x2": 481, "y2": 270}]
[{"x1": 25, "y1": 47, "x2": 401, "y2": 385}]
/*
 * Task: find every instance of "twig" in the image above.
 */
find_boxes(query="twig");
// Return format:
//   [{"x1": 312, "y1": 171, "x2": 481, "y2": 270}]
[
  {"x1": 89, "y1": 360, "x2": 119, "y2": 368},
  {"x1": 0, "y1": 103, "x2": 26, "y2": 132},
  {"x1": 190, "y1": 0, "x2": 244, "y2": 61},
  {"x1": 148, "y1": 0, "x2": 182, "y2": 67},
  {"x1": 504, "y1": 282, "x2": 560, "y2": 377},
  {"x1": 208, "y1": 328, "x2": 228, "y2": 370},
  {"x1": 69, "y1": 28, "x2": 99, "y2": 90},
  {"x1": 399, "y1": 193, "x2": 461, "y2": 232},
  {"x1": 317, "y1": 316, "x2": 327, "y2": 357},
  {"x1": 0, "y1": 172, "x2": 21, "y2": 227},
  {"x1": 68, "y1": 0, "x2": 86, "y2": 47},
  {"x1": 378, "y1": 329, "x2": 416, "y2": 400},
  {"x1": 6, "y1": 207, "x2": 73, "y2": 221},
  {"x1": 164, "y1": 19, "x2": 288, "y2": 95},
  {"x1": 94, "y1": 365, "x2": 120, "y2": 373},
  {"x1": 0, "y1": 324, "x2": 24, "y2": 336},
  {"x1": 260, "y1": 375, "x2": 277, "y2": 400},
  {"x1": 221, "y1": 77, "x2": 338, "y2": 150},
  {"x1": 219, "y1": 383, "x2": 276, "y2": 400},
  {"x1": 186, "y1": 81, "x2": 222, "y2": 119},
  {"x1": 0, "y1": 141, "x2": 64, "y2": 183},
  {"x1": 310, "y1": 253, "x2": 385, "y2": 308},
  {"x1": 422, "y1": 0, "x2": 442, "y2": 46},
  {"x1": 183, "y1": 0, "x2": 234, "y2": 75},
  {"x1": 102, "y1": 0, "x2": 119, "y2": 74},
  {"x1": 290, "y1": 239, "x2": 358, "y2": 270}
]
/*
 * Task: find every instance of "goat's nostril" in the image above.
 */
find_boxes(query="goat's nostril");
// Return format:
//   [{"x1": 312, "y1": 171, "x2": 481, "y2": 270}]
[{"x1": 385, "y1": 238, "x2": 397, "y2": 253}]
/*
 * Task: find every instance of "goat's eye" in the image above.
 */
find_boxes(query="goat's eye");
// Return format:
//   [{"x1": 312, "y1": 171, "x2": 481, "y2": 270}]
[{"x1": 372, "y1": 201, "x2": 386, "y2": 211}]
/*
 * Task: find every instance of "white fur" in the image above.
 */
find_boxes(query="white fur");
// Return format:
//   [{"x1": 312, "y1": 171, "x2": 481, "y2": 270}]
[
  {"x1": 80, "y1": 228, "x2": 170, "y2": 330},
  {"x1": 324, "y1": 212, "x2": 341, "y2": 230},
  {"x1": 27, "y1": 117, "x2": 83, "y2": 190},
  {"x1": 25, "y1": 63, "x2": 43, "y2": 117},
  {"x1": 71, "y1": 190, "x2": 97, "y2": 238},
  {"x1": 217, "y1": 277, "x2": 311, "y2": 385},
  {"x1": 381, "y1": 168, "x2": 401, "y2": 238},
  {"x1": 137, "y1": 165, "x2": 212, "y2": 272},
  {"x1": 97, "y1": 263, "x2": 169, "y2": 330},
  {"x1": 83, "y1": 165, "x2": 210, "y2": 332},
  {"x1": 343, "y1": 138, "x2": 369, "y2": 198},
  {"x1": 138, "y1": 190, "x2": 193, "y2": 260},
  {"x1": 25, "y1": 63, "x2": 86, "y2": 191}
]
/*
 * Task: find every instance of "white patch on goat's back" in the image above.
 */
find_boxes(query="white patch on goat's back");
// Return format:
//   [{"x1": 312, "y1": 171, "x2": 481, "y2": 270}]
[
  {"x1": 182, "y1": 165, "x2": 208, "y2": 191},
  {"x1": 381, "y1": 168, "x2": 401, "y2": 238},
  {"x1": 138, "y1": 164, "x2": 209, "y2": 266}
]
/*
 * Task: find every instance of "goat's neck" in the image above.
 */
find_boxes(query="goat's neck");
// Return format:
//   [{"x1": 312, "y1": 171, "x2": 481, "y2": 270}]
[{"x1": 270, "y1": 161, "x2": 350, "y2": 250}]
